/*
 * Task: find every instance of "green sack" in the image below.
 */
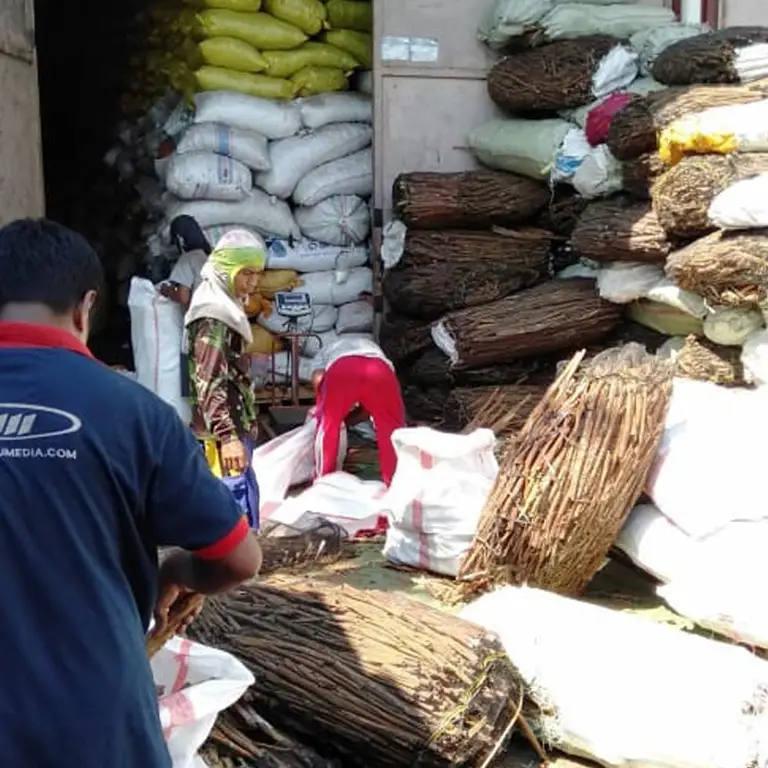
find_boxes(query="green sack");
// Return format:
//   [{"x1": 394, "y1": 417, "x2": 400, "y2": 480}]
[
  {"x1": 198, "y1": 37, "x2": 268, "y2": 72},
  {"x1": 326, "y1": 0, "x2": 372, "y2": 32},
  {"x1": 321, "y1": 29, "x2": 371, "y2": 68},
  {"x1": 628, "y1": 300, "x2": 705, "y2": 337},
  {"x1": 198, "y1": 0, "x2": 262, "y2": 10},
  {"x1": 263, "y1": 0, "x2": 327, "y2": 36},
  {"x1": 196, "y1": 9, "x2": 307, "y2": 50},
  {"x1": 196, "y1": 65, "x2": 297, "y2": 99},
  {"x1": 263, "y1": 41, "x2": 359, "y2": 77},
  {"x1": 291, "y1": 66, "x2": 348, "y2": 96}
]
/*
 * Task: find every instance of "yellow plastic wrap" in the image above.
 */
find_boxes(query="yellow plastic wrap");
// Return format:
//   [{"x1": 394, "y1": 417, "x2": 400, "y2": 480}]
[
  {"x1": 326, "y1": 0, "x2": 372, "y2": 32},
  {"x1": 199, "y1": 36, "x2": 268, "y2": 72},
  {"x1": 321, "y1": 29, "x2": 371, "y2": 69},
  {"x1": 264, "y1": 0, "x2": 327, "y2": 36},
  {"x1": 658, "y1": 115, "x2": 739, "y2": 166},
  {"x1": 262, "y1": 41, "x2": 358, "y2": 77},
  {"x1": 257, "y1": 269, "x2": 302, "y2": 298},
  {"x1": 196, "y1": 65, "x2": 297, "y2": 99},
  {"x1": 628, "y1": 300, "x2": 705, "y2": 337},
  {"x1": 291, "y1": 66, "x2": 348, "y2": 96},
  {"x1": 245, "y1": 293, "x2": 274, "y2": 317},
  {"x1": 196, "y1": 9, "x2": 308, "y2": 50},
  {"x1": 247, "y1": 324, "x2": 284, "y2": 354}
]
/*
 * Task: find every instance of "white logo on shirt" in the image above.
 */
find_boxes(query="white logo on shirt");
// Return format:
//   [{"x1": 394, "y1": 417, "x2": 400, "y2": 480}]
[{"x1": 0, "y1": 404, "x2": 82, "y2": 442}]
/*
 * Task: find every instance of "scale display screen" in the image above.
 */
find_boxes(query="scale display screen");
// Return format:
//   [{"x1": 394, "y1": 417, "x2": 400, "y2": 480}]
[{"x1": 275, "y1": 291, "x2": 313, "y2": 318}]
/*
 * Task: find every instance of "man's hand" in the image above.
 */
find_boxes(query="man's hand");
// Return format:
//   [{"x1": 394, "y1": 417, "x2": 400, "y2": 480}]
[
  {"x1": 153, "y1": 552, "x2": 201, "y2": 635},
  {"x1": 220, "y1": 438, "x2": 248, "y2": 475}
]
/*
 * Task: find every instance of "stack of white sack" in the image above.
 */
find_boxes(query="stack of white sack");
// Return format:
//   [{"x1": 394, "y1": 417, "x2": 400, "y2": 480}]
[
  {"x1": 615, "y1": 378, "x2": 768, "y2": 648},
  {"x1": 461, "y1": 585, "x2": 768, "y2": 768},
  {"x1": 381, "y1": 427, "x2": 499, "y2": 577}
]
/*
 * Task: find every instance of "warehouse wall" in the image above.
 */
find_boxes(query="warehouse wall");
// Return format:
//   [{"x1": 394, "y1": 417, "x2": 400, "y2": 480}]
[{"x1": 722, "y1": 0, "x2": 768, "y2": 26}]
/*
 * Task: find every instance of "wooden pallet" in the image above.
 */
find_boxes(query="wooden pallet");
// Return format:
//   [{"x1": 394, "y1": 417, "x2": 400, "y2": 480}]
[{"x1": 254, "y1": 384, "x2": 315, "y2": 405}]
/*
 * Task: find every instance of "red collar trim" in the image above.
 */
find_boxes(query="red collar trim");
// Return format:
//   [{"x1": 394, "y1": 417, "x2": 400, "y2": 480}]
[{"x1": 0, "y1": 322, "x2": 94, "y2": 359}]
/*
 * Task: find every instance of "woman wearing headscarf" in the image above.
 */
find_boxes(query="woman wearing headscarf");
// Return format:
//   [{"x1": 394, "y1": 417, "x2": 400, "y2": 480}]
[
  {"x1": 185, "y1": 229, "x2": 266, "y2": 527},
  {"x1": 161, "y1": 215, "x2": 212, "y2": 309}
]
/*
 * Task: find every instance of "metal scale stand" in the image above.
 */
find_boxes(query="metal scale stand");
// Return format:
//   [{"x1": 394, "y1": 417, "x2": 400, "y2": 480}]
[{"x1": 266, "y1": 291, "x2": 322, "y2": 432}]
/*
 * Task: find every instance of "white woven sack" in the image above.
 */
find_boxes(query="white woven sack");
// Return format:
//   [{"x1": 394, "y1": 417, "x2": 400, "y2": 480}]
[
  {"x1": 299, "y1": 93, "x2": 372, "y2": 129},
  {"x1": 265, "y1": 238, "x2": 369, "y2": 272},
  {"x1": 469, "y1": 118, "x2": 570, "y2": 181},
  {"x1": 255, "y1": 123, "x2": 372, "y2": 199},
  {"x1": 336, "y1": 300, "x2": 373, "y2": 333},
  {"x1": 177, "y1": 123, "x2": 270, "y2": 171},
  {"x1": 257, "y1": 303, "x2": 338, "y2": 334},
  {"x1": 540, "y1": 5, "x2": 675, "y2": 41},
  {"x1": 165, "y1": 152, "x2": 252, "y2": 202},
  {"x1": 709, "y1": 173, "x2": 768, "y2": 229},
  {"x1": 294, "y1": 195, "x2": 371, "y2": 246},
  {"x1": 478, "y1": 0, "x2": 553, "y2": 49},
  {"x1": 166, "y1": 190, "x2": 299, "y2": 240},
  {"x1": 193, "y1": 92, "x2": 301, "y2": 139},
  {"x1": 299, "y1": 329, "x2": 373, "y2": 357},
  {"x1": 298, "y1": 267, "x2": 373, "y2": 306},
  {"x1": 597, "y1": 263, "x2": 664, "y2": 304},
  {"x1": 293, "y1": 148, "x2": 373, "y2": 206},
  {"x1": 591, "y1": 44, "x2": 639, "y2": 100},
  {"x1": 630, "y1": 23, "x2": 710, "y2": 76},
  {"x1": 703, "y1": 306, "x2": 764, "y2": 346}
]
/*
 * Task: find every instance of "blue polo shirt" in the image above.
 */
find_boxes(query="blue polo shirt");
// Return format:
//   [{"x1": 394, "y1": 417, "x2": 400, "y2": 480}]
[{"x1": 0, "y1": 322, "x2": 249, "y2": 767}]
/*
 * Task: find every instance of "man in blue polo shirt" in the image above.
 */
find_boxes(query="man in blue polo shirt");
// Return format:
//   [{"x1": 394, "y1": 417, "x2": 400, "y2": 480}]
[{"x1": 0, "y1": 219, "x2": 262, "y2": 767}]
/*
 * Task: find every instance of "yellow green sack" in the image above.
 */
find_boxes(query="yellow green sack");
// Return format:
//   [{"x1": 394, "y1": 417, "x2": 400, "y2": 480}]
[
  {"x1": 263, "y1": 0, "x2": 327, "y2": 36},
  {"x1": 262, "y1": 41, "x2": 358, "y2": 78},
  {"x1": 196, "y1": 65, "x2": 297, "y2": 99},
  {"x1": 257, "y1": 269, "x2": 301, "y2": 298},
  {"x1": 196, "y1": 9, "x2": 308, "y2": 50},
  {"x1": 198, "y1": 0, "x2": 262, "y2": 9},
  {"x1": 247, "y1": 324, "x2": 284, "y2": 354},
  {"x1": 199, "y1": 37, "x2": 268, "y2": 72},
  {"x1": 628, "y1": 300, "x2": 705, "y2": 337},
  {"x1": 326, "y1": 0, "x2": 372, "y2": 32},
  {"x1": 321, "y1": 29, "x2": 371, "y2": 69},
  {"x1": 291, "y1": 66, "x2": 348, "y2": 97}
]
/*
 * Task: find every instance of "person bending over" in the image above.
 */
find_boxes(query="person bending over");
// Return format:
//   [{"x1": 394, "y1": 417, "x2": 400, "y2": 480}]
[
  {"x1": 0, "y1": 219, "x2": 261, "y2": 767},
  {"x1": 185, "y1": 229, "x2": 265, "y2": 525},
  {"x1": 312, "y1": 336, "x2": 405, "y2": 493}
]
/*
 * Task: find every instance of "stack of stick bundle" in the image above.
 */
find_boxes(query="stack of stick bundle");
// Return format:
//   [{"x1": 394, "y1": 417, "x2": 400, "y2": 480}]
[
  {"x1": 385, "y1": 169, "x2": 623, "y2": 427},
  {"x1": 188, "y1": 578, "x2": 540, "y2": 767},
  {"x1": 568, "y1": 26, "x2": 768, "y2": 389},
  {"x1": 458, "y1": 345, "x2": 674, "y2": 598}
]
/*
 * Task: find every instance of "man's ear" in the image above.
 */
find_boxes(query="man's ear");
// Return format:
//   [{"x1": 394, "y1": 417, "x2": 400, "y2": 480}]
[{"x1": 73, "y1": 289, "x2": 98, "y2": 336}]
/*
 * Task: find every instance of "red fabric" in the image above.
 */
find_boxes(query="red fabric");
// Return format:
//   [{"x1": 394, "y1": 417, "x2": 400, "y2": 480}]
[
  {"x1": 585, "y1": 92, "x2": 634, "y2": 147},
  {"x1": 0, "y1": 322, "x2": 94, "y2": 359},
  {"x1": 315, "y1": 355, "x2": 405, "y2": 487},
  {"x1": 194, "y1": 515, "x2": 250, "y2": 559}
]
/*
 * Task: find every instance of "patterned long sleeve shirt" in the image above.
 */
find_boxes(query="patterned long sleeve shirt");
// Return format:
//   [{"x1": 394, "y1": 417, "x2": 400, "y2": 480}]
[{"x1": 187, "y1": 318, "x2": 257, "y2": 442}]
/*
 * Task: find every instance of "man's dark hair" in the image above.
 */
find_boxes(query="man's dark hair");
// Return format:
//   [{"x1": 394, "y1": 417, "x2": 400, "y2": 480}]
[{"x1": 0, "y1": 219, "x2": 104, "y2": 314}]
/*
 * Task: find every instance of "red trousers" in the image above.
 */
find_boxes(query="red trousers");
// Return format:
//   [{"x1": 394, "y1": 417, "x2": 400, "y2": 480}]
[{"x1": 314, "y1": 355, "x2": 405, "y2": 486}]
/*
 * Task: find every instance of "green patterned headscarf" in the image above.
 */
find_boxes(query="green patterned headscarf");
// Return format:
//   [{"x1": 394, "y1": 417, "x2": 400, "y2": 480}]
[{"x1": 209, "y1": 229, "x2": 266, "y2": 294}]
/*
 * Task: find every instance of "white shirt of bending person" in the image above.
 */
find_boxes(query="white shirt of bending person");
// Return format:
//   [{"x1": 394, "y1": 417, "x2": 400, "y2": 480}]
[
  {"x1": 315, "y1": 337, "x2": 395, "y2": 373},
  {"x1": 168, "y1": 249, "x2": 207, "y2": 292}
]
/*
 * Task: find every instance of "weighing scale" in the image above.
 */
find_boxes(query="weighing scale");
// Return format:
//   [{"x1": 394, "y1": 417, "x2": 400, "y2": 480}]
[{"x1": 266, "y1": 291, "x2": 322, "y2": 432}]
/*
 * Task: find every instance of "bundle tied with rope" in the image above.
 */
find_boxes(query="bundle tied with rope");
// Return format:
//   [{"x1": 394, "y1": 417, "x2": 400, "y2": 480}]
[
  {"x1": 383, "y1": 228, "x2": 553, "y2": 320},
  {"x1": 457, "y1": 344, "x2": 673, "y2": 599},
  {"x1": 675, "y1": 334, "x2": 749, "y2": 387},
  {"x1": 665, "y1": 228, "x2": 768, "y2": 307},
  {"x1": 408, "y1": 348, "x2": 559, "y2": 389},
  {"x1": 188, "y1": 579, "x2": 542, "y2": 768},
  {"x1": 570, "y1": 196, "x2": 671, "y2": 263},
  {"x1": 379, "y1": 313, "x2": 433, "y2": 367},
  {"x1": 392, "y1": 170, "x2": 549, "y2": 230},
  {"x1": 652, "y1": 27, "x2": 768, "y2": 86},
  {"x1": 622, "y1": 153, "x2": 666, "y2": 200},
  {"x1": 443, "y1": 384, "x2": 548, "y2": 439},
  {"x1": 607, "y1": 80, "x2": 768, "y2": 161},
  {"x1": 487, "y1": 36, "x2": 620, "y2": 113},
  {"x1": 433, "y1": 278, "x2": 621, "y2": 370},
  {"x1": 652, "y1": 153, "x2": 768, "y2": 240}
]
